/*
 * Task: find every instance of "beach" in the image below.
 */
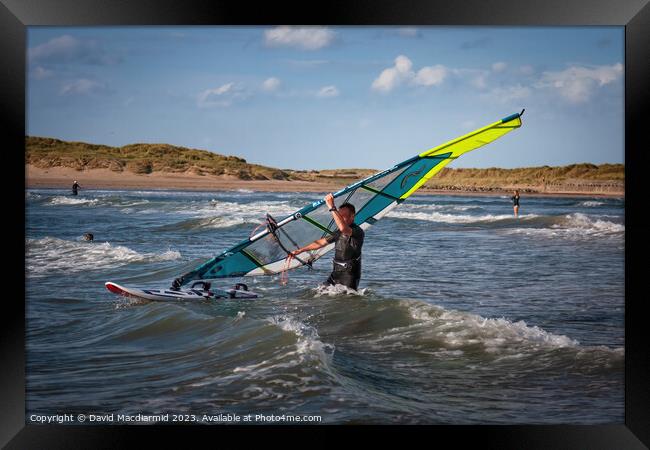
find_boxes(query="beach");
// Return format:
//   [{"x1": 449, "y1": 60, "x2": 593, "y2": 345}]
[{"x1": 26, "y1": 165, "x2": 624, "y2": 198}]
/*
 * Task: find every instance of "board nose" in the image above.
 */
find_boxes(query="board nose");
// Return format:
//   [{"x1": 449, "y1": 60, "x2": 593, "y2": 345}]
[{"x1": 105, "y1": 282, "x2": 123, "y2": 295}]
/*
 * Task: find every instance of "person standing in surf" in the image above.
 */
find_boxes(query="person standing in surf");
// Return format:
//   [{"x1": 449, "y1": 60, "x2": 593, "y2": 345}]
[
  {"x1": 72, "y1": 180, "x2": 80, "y2": 196},
  {"x1": 287, "y1": 193, "x2": 364, "y2": 290},
  {"x1": 511, "y1": 189, "x2": 520, "y2": 217}
]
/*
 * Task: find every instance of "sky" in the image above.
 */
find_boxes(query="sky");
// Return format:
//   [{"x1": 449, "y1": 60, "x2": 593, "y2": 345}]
[{"x1": 27, "y1": 26, "x2": 624, "y2": 170}]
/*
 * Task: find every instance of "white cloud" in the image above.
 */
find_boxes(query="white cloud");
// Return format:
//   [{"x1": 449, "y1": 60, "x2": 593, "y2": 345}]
[
  {"x1": 262, "y1": 77, "x2": 281, "y2": 92},
  {"x1": 371, "y1": 55, "x2": 414, "y2": 92},
  {"x1": 394, "y1": 55, "x2": 413, "y2": 73},
  {"x1": 264, "y1": 26, "x2": 335, "y2": 50},
  {"x1": 371, "y1": 67, "x2": 402, "y2": 92},
  {"x1": 535, "y1": 63, "x2": 622, "y2": 103},
  {"x1": 30, "y1": 35, "x2": 79, "y2": 62},
  {"x1": 29, "y1": 34, "x2": 119, "y2": 65},
  {"x1": 316, "y1": 85, "x2": 339, "y2": 98},
  {"x1": 414, "y1": 65, "x2": 448, "y2": 86},
  {"x1": 372, "y1": 55, "x2": 451, "y2": 92},
  {"x1": 492, "y1": 62, "x2": 507, "y2": 73},
  {"x1": 31, "y1": 66, "x2": 53, "y2": 80},
  {"x1": 197, "y1": 82, "x2": 249, "y2": 108},
  {"x1": 60, "y1": 79, "x2": 109, "y2": 96}
]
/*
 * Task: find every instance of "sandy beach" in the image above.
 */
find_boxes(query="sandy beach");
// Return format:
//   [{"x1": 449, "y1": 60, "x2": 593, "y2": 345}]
[{"x1": 25, "y1": 165, "x2": 624, "y2": 198}]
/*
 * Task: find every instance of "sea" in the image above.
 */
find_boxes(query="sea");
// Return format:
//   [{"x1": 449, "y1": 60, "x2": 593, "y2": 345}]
[{"x1": 25, "y1": 188, "x2": 625, "y2": 425}]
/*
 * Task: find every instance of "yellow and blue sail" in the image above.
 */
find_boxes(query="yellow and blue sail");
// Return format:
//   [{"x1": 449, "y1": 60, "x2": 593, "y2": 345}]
[{"x1": 174, "y1": 111, "x2": 524, "y2": 285}]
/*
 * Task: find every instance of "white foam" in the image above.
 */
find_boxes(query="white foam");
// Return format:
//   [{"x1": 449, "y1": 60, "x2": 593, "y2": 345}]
[
  {"x1": 313, "y1": 284, "x2": 369, "y2": 297},
  {"x1": 157, "y1": 199, "x2": 295, "y2": 225},
  {"x1": 506, "y1": 213, "x2": 623, "y2": 239},
  {"x1": 401, "y1": 203, "x2": 482, "y2": 212},
  {"x1": 405, "y1": 301, "x2": 580, "y2": 353},
  {"x1": 579, "y1": 201, "x2": 605, "y2": 207},
  {"x1": 47, "y1": 196, "x2": 99, "y2": 206},
  {"x1": 266, "y1": 315, "x2": 334, "y2": 362},
  {"x1": 386, "y1": 210, "x2": 535, "y2": 224},
  {"x1": 192, "y1": 216, "x2": 248, "y2": 229},
  {"x1": 561, "y1": 213, "x2": 624, "y2": 233},
  {"x1": 26, "y1": 237, "x2": 181, "y2": 276}
]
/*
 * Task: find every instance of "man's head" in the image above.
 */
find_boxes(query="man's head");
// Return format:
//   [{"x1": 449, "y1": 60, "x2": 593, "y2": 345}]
[{"x1": 339, "y1": 202, "x2": 356, "y2": 225}]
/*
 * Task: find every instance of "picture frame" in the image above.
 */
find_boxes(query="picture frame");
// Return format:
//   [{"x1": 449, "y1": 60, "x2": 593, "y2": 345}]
[{"x1": 5, "y1": 0, "x2": 648, "y2": 447}]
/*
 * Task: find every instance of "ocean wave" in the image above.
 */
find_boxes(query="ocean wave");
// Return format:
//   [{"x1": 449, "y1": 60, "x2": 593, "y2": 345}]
[
  {"x1": 47, "y1": 196, "x2": 100, "y2": 206},
  {"x1": 155, "y1": 200, "x2": 297, "y2": 230},
  {"x1": 26, "y1": 237, "x2": 181, "y2": 276},
  {"x1": 505, "y1": 213, "x2": 624, "y2": 239},
  {"x1": 265, "y1": 315, "x2": 335, "y2": 362},
  {"x1": 156, "y1": 216, "x2": 249, "y2": 231},
  {"x1": 406, "y1": 301, "x2": 579, "y2": 351},
  {"x1": 313, "y1": 284, "x2": 369, "y2": 297},
  {"x1": 400, "y1": 203, "x2": 483, "y2": 212},
  {"x1": 578, "y1": 201, "x2": 605, "y2": 207},
  {"x1": 386, "y1": 210, "x2": 536, "y2": 224},
  {"x1": 45, "y1": 195, "x2": 152, "y2": 209},
  {"x1": 383, "y1": 301, "x2": 624, "y2": 366}
]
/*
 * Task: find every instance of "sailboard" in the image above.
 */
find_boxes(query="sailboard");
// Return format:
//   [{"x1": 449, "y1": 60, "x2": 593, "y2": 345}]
[
  {"x1": 167, "y1": 111, "x2": 524, "y2": 288},
  {"x1": 105, "y1": 281, "x2": 259, "y2": 301}
]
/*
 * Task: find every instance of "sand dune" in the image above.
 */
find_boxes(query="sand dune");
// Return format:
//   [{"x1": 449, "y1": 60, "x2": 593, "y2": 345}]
[{"x1": 26, "y1": 165, "x2": 624, "y2": 198}]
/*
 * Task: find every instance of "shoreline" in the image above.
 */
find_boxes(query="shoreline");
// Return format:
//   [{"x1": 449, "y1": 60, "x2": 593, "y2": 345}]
[{"x1": 26, "y1": 165, "x2": 625, "y2": 199}]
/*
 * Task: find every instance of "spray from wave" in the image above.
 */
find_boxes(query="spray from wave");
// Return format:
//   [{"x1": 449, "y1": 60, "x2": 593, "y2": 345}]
[
  {"x1": 26, "y1": 237, "x2": 181, "y2": 276},
  {"x1": 386, "y1": 210, "x2": 535, "y2": 224},
  {"x1": 506, "y1": 213, "x2": 624, "y2": 239},
  {"x1": 313, "y1": 284, "x2": 369, "y2": 297}
]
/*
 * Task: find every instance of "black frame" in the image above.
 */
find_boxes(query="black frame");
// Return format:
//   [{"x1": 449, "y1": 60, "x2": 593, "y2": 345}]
[{"x1": 4, "y1": 0, "x2": 648, "y2": 447}]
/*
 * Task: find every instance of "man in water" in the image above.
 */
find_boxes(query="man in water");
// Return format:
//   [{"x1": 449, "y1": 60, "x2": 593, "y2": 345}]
[
  {"x1": 72, "y1": 180, "x2": 80, "y2": 196},
  {"x1": 511, "y1": 189, "x2": 520, "y2": 217},
  {"x1": 287, "y1": 193, "x2": 364, "y2": 290}
]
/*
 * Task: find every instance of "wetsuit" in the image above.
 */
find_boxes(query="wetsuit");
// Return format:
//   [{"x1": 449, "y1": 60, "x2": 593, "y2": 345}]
[
  {"x1": 72, "y1": 182, "x2": 80, "y2": 196},
  {"x1": 511, "y1": 195, "x2": 520, "y2": 206},
  {"x1": 324, "y1": 223, "x2": 364, "y2": 290}
]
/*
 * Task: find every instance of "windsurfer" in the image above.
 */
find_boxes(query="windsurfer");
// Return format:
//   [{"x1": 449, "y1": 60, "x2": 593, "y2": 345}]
[
  {"x1": 511, "y1": 189, "x2": 520, "y2": 217},
  {"x1": 287, "y1": 193, "x2": 364, "y2": 290}
]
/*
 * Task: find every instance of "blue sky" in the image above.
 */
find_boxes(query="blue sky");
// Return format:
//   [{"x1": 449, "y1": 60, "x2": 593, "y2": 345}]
[{"x1": 27, "y1": 26, "x2": 624, "y2": 170}]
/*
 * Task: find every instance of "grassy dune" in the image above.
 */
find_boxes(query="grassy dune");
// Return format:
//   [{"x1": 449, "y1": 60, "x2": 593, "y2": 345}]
[
  {"x1": 26, "y1": 136, "x2": 624, "y2": 194},
  {"x1": 425, "y1": 164, "x2": 624, "y2": 193},
  {"x1": 26, "y1": 136, "x2": 290, "y2": 180}
]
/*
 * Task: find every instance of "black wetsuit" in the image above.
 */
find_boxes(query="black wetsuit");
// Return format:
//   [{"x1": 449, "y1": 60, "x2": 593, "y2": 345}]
[
  {"x1": 72, "y1": 182, "x2": 80, "y2": 196},
  {"x1": 324, "y1": 223, "x2": 364, "y2": 290},
  {"x1": 511, "y1": 195, "x2": 520, "y2": 207}
]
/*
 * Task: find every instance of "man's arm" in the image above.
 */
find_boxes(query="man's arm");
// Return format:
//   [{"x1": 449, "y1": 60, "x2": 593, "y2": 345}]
[
  {"x1": 325, "y1": 193, "x2": 352, "y2": 236},
  {"x1": 290, "y1": 238, "x2": 329, "y2": 256}
]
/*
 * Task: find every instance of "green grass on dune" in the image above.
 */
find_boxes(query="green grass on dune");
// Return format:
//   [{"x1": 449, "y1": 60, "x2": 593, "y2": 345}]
[
  {"x1": 26, "y1": 136, "x2": 624, "y2": 190},
  {"x1": 26, "y1": 136, "x2": 290, "y2": 180}
]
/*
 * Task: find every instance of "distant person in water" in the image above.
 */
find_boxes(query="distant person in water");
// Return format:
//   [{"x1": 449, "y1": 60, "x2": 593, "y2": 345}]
[
  {"x1": 511, "y1": 190, "x2": 520, "y2": 217},
  {"x1": 83, "y1": 233, "x2": 94, "y2": 242},
  {"x1": 287, "y1": 193, "x2": 364, "y2": 290},
  {"x1": 72, "y1": 180, "x2": 80, "y2": 196}
]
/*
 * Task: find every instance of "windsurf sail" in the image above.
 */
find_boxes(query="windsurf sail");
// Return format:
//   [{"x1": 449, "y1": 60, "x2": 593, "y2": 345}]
[{"x1": 172, "y1": 111, "x2": 524, "y2": 286}]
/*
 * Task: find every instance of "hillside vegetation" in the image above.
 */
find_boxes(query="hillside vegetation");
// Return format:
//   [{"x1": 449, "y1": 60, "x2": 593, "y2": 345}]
[
  {"x1": 26, "y1": 136, "x2": 624, "y2": 193},
  {"x1": 424, "y1": 164, "x2": 624, "y2": 193},
  {"x1": 26, "y1": 136, "x2": 291, "y2": 180}
]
